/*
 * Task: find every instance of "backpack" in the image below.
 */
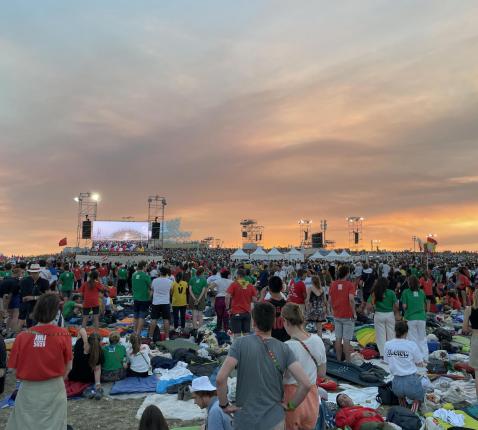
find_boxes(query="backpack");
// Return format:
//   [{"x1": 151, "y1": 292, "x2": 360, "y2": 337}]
[
  {"x1": 427, "y1": 358, "x2": 447, "y2": 374},
  {"x1": 434, "y1": 327, "x2": 453, "y2": 342},
  {"x1": 386, "y1": 406, "x2": 422, "y2": 430},
  {"x1": 376, "y1": 381, "x2": 399, "y2": 405}
]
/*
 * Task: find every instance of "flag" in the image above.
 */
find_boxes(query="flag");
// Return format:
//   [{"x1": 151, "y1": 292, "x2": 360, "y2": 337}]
[
  {"x1": 59, "y1": 237, "x2": 67, "y2": 247},
  {"x1": 425, "y1": 236, "x2": 437, "y2": 253}
]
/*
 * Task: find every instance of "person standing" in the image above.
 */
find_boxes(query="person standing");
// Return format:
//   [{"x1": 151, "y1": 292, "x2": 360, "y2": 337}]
[
  {"x1": 212, "y1": 268, "x2": 233, "y2": 332},
  {"x1": 216, "y1": 302, "x2": 313, "y2": 430},
  {"x1": 226, "y1": 269, "x2": 257, "y2": 337},
  {"x1": 117, "y1": 264, "x2": 129, "y2": 295},
  {"x1": 305, "y1": 275, "x2": 329, "y2": 337},
  {"x1": 58, "y1": 263, "x2": 75, "y2": 299},
  {"x1": 264, "y1": 275, "x2": 289, "y2": 342},
  {"x1": 462, "y1": 289, "x2": 478, "y2": 398},
  {"x1": 400, "y1": 276, "x2": 428, "y2": 361},
  {"x1": 18, "y1": 263, "x2": 50, "y2": 330},
  {"x1": 7, "y1": 294, "x2": 72, "y2": 430},
  {"x1": 384, "y1": 321, "x2": 425, "y2": 413},
  {"x1": 329, "y1": 265, "x2": 356, "y2": 362},
  {"x1": 188, "y1": 267, "x2": 208, "y2": 330},
  {"x1": 149, "y1": 267, "x2": 173, "y2": 341},
  {"x1": 132, "y1": 262, "x2": 152, "y2": 336},
  {"x1": 287, "y1": 269, "x2": 307, "y2": 315},
  {"x1": 419, "y1": 271, "x2": 433, "y2": 312},
  {"x1": 72, "y1": 264, "x2": 83, "y2": 290},
  {"x1": 171, "y1": 272, "x2": 188, "y2": 332},
  {"x1": 282, "y1": 303, "x2": 326, "y2": 430},
  {"x1": 367, "y1": 277, "x2": 399, "y2": 357},
  {"x1": 79, "y1": 271, "x2": 103, "y2": 329}
]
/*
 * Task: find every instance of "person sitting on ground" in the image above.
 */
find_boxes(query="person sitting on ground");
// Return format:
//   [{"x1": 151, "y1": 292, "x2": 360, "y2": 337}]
[
  {"x1": 446, "y1": 290, "x2": 462, "y2": 311},
  {"x1": 384, "y1": 320, "x2": 425, "y2": 413},
  {"x1": 62, "y1": 294, "x2": 83, "y2": 321},
  {"x1": 101, "y1": 332, "x2": 127, "y2": 382},
  {"x1": 335, "y1": 394, "x2": 393, "y2": 430},
  {"x1": 127, "y1": 333, "x2": 152, "y2": 377},
  {"x1": 138, "y1": 404, "x2": 169, "y2": 430},
  {"x1": 282, "y1": 303, "x2": 326, "y2": 430},
  {"x1": 191, "y1": 376, "x2": 233, "y2": 430},
  {"x1": 68, "y1": 327, "x2": 104, "y2": 399}
]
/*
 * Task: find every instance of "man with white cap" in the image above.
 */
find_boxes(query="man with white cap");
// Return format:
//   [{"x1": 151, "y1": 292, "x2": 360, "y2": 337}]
[
  {"x1": 18, "y1": 263, "x2": 50, "y2": 330},
  {"x1": 191, "y1": 376, "x2": 233, "y2": 430}
]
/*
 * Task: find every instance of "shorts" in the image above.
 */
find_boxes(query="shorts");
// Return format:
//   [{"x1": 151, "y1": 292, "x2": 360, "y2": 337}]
[
  {"x1": 61, "y1": 290, "x2": 72, "y2": 299},
  {"x1": 426, "y1": 295, "x2": 433, "y2": 301},
  {"x1": 151, "y1": 304, "x2": 171, "y2": 321},
  {"x1": 190, "y1": 295, "x2": 206, "y2": 312},
  {"x1": 8, "y1": 294, "x2": 21, "y2": 310},
  {"x1": 392, "y1": 373, "x2": 424, "y2": 401},
  {"x1": 230, "y1": 313, "x2": 251, "y2": 334},
  {"x1": 334, "y1": 318, "x2": 355, "y2": 341},
  {"x1": 83, "y1": 306, "x2": 99, "y2": 316},
  {"x1": 133, "y1": 300, "x2": 151, "y2": 319},
  {"x1": 101, "y1": 368, "x2": 126, "y2": 383}
]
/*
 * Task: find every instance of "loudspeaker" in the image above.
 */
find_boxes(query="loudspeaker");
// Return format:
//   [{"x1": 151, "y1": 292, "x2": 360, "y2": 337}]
[
  {"x1": 82, "y1": 221, "x2": 92, "y2": 239},
  {"x1": 304, "y1": 231, "x2": 308, "y2": 241},
  {"x1": 311, "y1": 232, "x2": 323, "y2": 248},
  {"x1": 354, "y1": 231, "x2": 360, "y2": 244},
  {"x1": 242, "y1": 231, "x2": 248, "y2": 238},
  {"x1": 152, "y1": 222, "x2": 161, "y2": 239}
]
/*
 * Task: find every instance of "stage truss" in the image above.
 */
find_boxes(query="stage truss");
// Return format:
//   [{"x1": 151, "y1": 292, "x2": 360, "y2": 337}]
[
  {"x1": 147, "y1": 195, "x2": 167, "y2": 249},
  {"x1": 298, "y1": 219, "x2": 312, "y2": 248},
  {"x1": 347, "y1": 216, "x2": 364, "y2": 251},
  {"x1": 240, "y1": 219, "x2": 264, "y2": 246},
  {"x1": 75, "y1": 192, "x2": 98, "y2": 248}
]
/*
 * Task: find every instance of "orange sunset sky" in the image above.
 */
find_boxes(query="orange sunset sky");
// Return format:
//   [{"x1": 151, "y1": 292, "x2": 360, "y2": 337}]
[{"x1": 1, "y1": 2, "x2": 478, "y2": 255}]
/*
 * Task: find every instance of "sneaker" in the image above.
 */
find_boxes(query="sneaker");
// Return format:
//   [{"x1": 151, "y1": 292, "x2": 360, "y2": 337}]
[
  {"x1": 82, "y1": 387, "x2": 95, "y2": 399},
  {"x1": 94, "y1": 387, "x2": 104, "y2": 400}
]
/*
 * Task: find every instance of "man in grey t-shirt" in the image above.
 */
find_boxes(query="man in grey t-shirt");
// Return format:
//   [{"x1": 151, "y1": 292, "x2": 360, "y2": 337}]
[{"x1": 216, "y1": 302, "x2": 312, "y2": 430}]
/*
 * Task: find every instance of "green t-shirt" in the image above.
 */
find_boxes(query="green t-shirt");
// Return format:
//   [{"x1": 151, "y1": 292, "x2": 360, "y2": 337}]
[
  {"x1": 102, "y1": 344, "x2": 127, "y2": 371},
  {"x1": 244, "y1": 275, "x2": 256, "y2": 285},
  {"x1": 367, "y1": 289, "x2": 397, "y2": 312},
  {"x1": 401, "y1": 288, "x2": 426, "y2": 321},
  {"x1": 189, "y1": 276, "x2": 207, "y2": 296},
  {"x1": 63, "y1": 301, "x2": 77, "y2": 319},
  {"x1": 59, "y1": 271, "x2": 74, "y2": 291},
  {"x1": 118, "y1": 268, "x2": 128, "y2": 280},
  {"x1": 132, "y1": 271, "x2": 151, "y2": 301},
  {"x1": 0, "y1": 271, "x2": 5, "y2": 279}
]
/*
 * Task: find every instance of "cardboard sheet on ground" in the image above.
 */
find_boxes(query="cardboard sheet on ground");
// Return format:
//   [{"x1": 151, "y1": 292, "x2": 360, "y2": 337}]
[
  {"x1": 331, "y1": 384, "x2": 380, "y2": 409},
  {"x1": 137, "y1": 394, "x2": 206, "y2": 421}
]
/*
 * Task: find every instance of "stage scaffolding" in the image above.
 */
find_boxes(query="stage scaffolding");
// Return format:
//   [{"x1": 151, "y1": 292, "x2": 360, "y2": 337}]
[
  {"x1": 240, "y1": 219, "x2": 264, "y2": 247},
  {"x1": 347, "y1": 216, "x2": 364, "y2": 251},
  {"x1": 74, "y1": 192, "x2": 98, "y2": 248},
  {"x1": 147, "y1": 195, "x2": 167, "y2": 249}
]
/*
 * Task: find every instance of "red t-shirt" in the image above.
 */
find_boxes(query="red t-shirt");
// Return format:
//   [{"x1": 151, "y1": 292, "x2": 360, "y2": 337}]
[
  {"x1": 329, "y1": 279, "x2": 356, "y2": 318},
  {"x1": 335, "y1": 406, "x2": 383, "y2": 430},
  {"x1": 98, "y1": 267, "x2": 108, "y2": 277},
  {"x1": 8, "y1": 325, "x2": 72, "y2": 381},
  {"x1": 73, "y1": 268, "x2": 82, "y2": 281},
  {"x1": 79, "y1": 281, "x2": 103, "y2": 308},
  {"x1": 457, "y1": 274, "x2": 471, "y2": 290},
  {"x1": 419, "y1": 278, "x2": 433, "y2": 296},
  {"x1": 287, "y1": 280, "x2": 307, "y2": 305},
  {"x1": 227, "y1": 280, "x2": 257, "y2": 314},
  {"x1": 108, "y1": 286, "x2": 117, "y2": 299}
]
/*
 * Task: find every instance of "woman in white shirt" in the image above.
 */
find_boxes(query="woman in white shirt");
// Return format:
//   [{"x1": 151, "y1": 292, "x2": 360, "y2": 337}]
[
  {"x1": 127, "y1": 333, "x2": 152, "y2": 377},
  {"x1": 211, "y1": 269, "x2": 233, "y2": 332},
  {"x1": 384, "y1": 320, "x2": 425, "y2": 413},
  {"x1": 282, "y1": 303, "x2": 326, "y2": 430}
]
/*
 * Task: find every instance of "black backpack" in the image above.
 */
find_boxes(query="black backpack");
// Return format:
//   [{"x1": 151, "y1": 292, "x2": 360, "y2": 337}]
[
  {"x1": 434, "y1": 327, "x2": 453, "y2": 342},
  {"x1": 386, "y1": 406, "x2": 422, "y2": 430},
  {"x1": 376, "y1": 382, "x2": 399, "y2": 405},
  {"x1": 427, "y1": 357, "x2": 447, "y2": 374}
]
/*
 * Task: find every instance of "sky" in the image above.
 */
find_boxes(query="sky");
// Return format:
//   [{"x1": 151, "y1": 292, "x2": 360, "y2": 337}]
[{"x1": 1, "y1": 1, "x2": 478, "y2": 255}]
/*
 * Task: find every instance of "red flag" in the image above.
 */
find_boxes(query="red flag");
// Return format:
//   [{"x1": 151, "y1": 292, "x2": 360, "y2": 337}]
[{"x1": 59, "y1": 237, "x2": 67, "y2": 247}]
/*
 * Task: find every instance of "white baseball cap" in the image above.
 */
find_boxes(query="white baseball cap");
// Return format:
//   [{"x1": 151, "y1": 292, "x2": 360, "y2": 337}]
[
  {"x1": 28, "y1": 263, "x2": 41, "y2": 273},
  {"x1": 190, "y1": 376, "x2": 216, "y2": 392}
]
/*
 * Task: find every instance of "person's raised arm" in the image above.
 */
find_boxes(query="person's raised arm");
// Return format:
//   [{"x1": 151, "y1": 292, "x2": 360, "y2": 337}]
[{"x1": 284, "y1": 361, "x2": 313, "y2": 409}]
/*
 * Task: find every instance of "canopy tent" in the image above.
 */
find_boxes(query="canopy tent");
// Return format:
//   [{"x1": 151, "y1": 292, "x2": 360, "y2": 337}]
[
  {"x1": 337, "y1": 250, "x2": 352, "y2": 262},
  {"x1": 285, "y1": 248, "x2": 304, "y2": 262},
  {"x1": 267, "y1": 248, "x2": 284, "y2": 261},
  {"x1": 325, "y1": 250, "x2": 339, "y2": 261},
  {"x1": 230, "y1": 249, "x2": 249, "y2": 261},
  {"x1": 250, "y1": 247, "x2": 268, "y2": 261},
  {"x1": 308, "y1": 251, "x2": 327, "y2": 260}
]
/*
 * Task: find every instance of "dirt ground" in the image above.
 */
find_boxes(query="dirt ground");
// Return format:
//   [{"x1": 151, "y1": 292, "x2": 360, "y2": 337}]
[{"x1": 0, "y1": 370, "x2": 202, "y2": 430}]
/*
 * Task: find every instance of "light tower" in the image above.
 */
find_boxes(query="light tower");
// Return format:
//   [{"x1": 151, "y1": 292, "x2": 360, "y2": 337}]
[
  {"x1": 147, "y1": 196, "x2": 167, "y2": 249},
  {"x1": 298, "y1": 219, "x2": 312, "y2": 248},
  {"x1": 73, "y1": 192, "x2": 100, "y2": 248},
  {"x1": 346, "y1": 216, "x2": 364, "y2": 250}
]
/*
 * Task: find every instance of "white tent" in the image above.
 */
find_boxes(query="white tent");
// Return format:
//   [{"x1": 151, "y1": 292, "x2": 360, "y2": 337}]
[
  {"x1": 325, "y1": 250, "x2": 339, "y2": 261},
  {"x1": 267, "y1": 248, "x2": 284, "y2": 261},
  {"x1": 338, "y1": 250, "x2": 352, "y2": 261},
  {"x1": 250, "y1": 247, "x2": 268, "y2": 261},
  {"x1": 230, "y1": 249, "x2": 249, "y2": 261},
  {"x1": 285, "y1": 248, "x2": 304, "y2": 262},
  {"x1": 308, "y1": 251, "x2": 327, "y2": 260}
]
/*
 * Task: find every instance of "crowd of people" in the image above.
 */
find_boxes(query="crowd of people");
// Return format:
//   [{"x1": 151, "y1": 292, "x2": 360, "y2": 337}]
[{"x1": 0, "y1": 251, "x2": 477, "y2": 429}]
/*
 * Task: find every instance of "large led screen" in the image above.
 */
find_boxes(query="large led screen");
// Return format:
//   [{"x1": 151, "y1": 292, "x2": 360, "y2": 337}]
[{"x1": 92, "y1": 221, "x2": 150, "y2": 241}]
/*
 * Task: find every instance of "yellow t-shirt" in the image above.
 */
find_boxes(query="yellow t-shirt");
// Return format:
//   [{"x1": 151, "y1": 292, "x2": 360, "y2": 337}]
[{"x1": 172, "y1": 281, "x2": 188, "y2": 307}]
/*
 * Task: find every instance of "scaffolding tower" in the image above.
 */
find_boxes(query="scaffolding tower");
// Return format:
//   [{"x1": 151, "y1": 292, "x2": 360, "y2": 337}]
[
  {"x1": 74, "y1": 192, "x2": 98, "y2": 248},
  {"x1": 240, "y1": 219, "x2": 264, "y2": 246},
  {"x1": 346, "y1": 216, "x2": 364, "y2": 250},
  {"x1": 298, "y1": 219, "x2": 312, "y2": 248},
  {"x1": 147, "y1": 195, "x2": 167, "y2": 249}
]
